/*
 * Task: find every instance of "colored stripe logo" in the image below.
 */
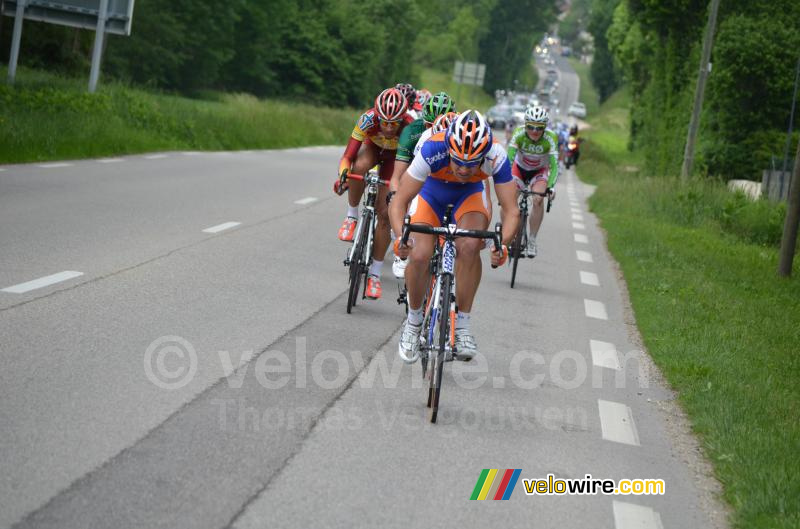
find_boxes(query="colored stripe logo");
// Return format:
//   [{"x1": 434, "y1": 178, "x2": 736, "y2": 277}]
[{"x1": 470, "y1": 469, "x2": 522, "y2": 500}]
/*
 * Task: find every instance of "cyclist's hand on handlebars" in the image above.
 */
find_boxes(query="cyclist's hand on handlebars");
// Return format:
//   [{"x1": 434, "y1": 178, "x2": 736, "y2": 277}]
[
  {"x1": 547, "y1": 187, "x2": 556, "y2": 201},
  {"x1": 393, "y1": 238, "x2": 413, "y2": 259},
  {"x1": 490, "y1": 244, "x2": 509, "y2": 267},
  {"x1": 333, "y1": 169, "x2": 349, "y2": 195}
]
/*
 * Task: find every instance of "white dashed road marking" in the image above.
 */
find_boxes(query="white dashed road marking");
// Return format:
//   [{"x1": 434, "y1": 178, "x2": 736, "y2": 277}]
[
  {"x1": 572, "y1": 213, "x2": 584, "y2": 221},
  {"x1": 294, "y1": 197, "x2": 318, "y2": 205},
  {"x1": 584, "y1": 299, "x2": 608, "y2": 320},
  {"x1": 2, "y1": 271, "x2": 84, "y2": 294},
  {"x1": 97, "y1": 158, "x2": 124, "y2": 163},
  {"x1": 202, "y1": 222, "x2": 241, "y2": 234},
  {"x1": 145, "y1": 154, "x2": 168, "y2": 160},
  {"x1": 613, "y1": 501, "x2": 664, "y2": 529},
  {"x1": 576, "y1": 250, "x2": 593, "y2": 262},
  {"x1": 598, "y1": 400, "x2": 640, "y2": 446},
  {"x1": 574, "y1": 233, "x2": 588, "y2": 243},
  {"x1": 590, "y1": 339, "x2": 620, "y2": 370},
  {"x1": 573, "y1": 222, "x2": 586, "y2": 230},
  {"x1": 580, "y1": 271, "x2": 600, "y2": 286},
  {"x1": 38, "y1": 163, "x2": 73, "y2": 168}
]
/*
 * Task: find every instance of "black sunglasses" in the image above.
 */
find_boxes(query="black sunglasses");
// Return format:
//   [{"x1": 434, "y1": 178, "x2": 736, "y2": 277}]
[{"x1": 526, "y1": 125, "x2": 546, "y2": 132}]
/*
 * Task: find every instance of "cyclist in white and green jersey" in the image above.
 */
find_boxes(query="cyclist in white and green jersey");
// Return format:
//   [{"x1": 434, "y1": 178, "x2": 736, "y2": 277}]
[{"x1": 506, "y1": 105, "x2": 558, "y2": 257}]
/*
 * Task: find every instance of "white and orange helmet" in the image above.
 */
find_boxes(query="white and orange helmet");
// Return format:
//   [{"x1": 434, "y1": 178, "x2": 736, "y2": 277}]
[{"x1": 445, "y1": 110, "x2": 492, "y2": 165}]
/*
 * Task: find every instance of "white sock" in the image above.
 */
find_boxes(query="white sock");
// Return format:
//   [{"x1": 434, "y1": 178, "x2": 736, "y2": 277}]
[
  {"x1": 408, "y1": 307, "x2": 423, "y2": 326},
  {"x1": 347, "y1": 205, "x2": 359, "y2": 218},
  {"x1": 369, "y1": 259, "x2": 383, "y2": 277},
  {"x1": 456, "y1": 311, "x2": 470, "y2": 330}
]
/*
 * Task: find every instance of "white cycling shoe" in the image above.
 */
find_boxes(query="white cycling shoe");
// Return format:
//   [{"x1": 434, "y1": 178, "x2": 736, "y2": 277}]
[
  {"x1": 398, "y1": 321, "x2": 422, "y2": 363},
  {"x1": 454, "y1": 328, "x2": 478, "y2": 361},
  {"x1": 392, "y1": 255, "x2": 407, "y2": 279}
]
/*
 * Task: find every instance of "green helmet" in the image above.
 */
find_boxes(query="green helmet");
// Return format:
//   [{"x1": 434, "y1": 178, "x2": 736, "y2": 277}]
[{"x1": 422, "y1": 92, "x2": 456, "y2": 124}]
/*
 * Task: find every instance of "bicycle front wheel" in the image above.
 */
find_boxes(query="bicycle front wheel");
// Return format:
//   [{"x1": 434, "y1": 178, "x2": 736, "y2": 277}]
[
  {"x1": 428, "y1": 274, "x2": 451, "y2": 423},
  {"x1": 510, "y1": 218, "x2": 525, "y2": 288},
  {"x1": 346, "y1": 213, "x2": 370, "y2": 313}
]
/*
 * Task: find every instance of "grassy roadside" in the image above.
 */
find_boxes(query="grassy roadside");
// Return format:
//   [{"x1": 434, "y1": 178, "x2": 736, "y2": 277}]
[
  {"x1": 0, "y1": 67, "x2": 496, "y2": 164},
  {"x1": 576, "y1": 75, "x2": 800, "y2": 526},
  {"x1": 0, "y1": 68, "x2": 356, "y2": 163}
]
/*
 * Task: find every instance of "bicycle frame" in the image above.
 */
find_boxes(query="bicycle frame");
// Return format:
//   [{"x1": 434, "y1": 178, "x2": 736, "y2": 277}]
[
  {"x1": 400, "y1": 206, "x2": 502, "y2": 423},
  {"x1": 346, "y1": 170, "x2": 383, "y2": 267}
]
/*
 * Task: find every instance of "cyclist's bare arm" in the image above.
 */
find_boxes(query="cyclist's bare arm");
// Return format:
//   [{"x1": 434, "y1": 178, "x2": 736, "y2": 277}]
[
  {"x1": 389, "y1": 171, "x2": 424, "y2": 244},
  {"x1": 389, "y1": 160, "x2": 410, "y2": 194},
  {"x1": 494, "y1": 180, "x2": 520, "y2": 244}
]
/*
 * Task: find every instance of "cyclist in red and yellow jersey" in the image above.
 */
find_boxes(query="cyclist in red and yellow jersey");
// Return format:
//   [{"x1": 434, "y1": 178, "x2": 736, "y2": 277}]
[{"x1": 334, "y1": 87, "x2": 414, "y2": 300}]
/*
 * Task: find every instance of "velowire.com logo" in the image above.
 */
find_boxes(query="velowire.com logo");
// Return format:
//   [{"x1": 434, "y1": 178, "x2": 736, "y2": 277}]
[{"x1": 470, "y1": 469, "x2": 522, "y2": 501}]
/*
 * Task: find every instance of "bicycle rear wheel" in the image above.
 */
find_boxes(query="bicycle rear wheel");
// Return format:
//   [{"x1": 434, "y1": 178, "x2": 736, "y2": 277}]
[{"x1": 428, "y1": 274, "x2": 451, "y2": 423}]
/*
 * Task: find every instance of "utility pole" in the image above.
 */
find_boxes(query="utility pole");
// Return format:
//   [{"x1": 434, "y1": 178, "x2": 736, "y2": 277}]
[
  {"x1": 681, "y1": 0, "x2": 721, "y2": 180},
  {"x1": 779, "y1": 56, "x2": 800, "y2": 197},
  {"x1": 778, "y1": 139, "x2": 800, "y2": 277}
]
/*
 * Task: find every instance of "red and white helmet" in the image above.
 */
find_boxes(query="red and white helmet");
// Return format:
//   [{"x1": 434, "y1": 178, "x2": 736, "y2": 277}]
[
  {"x1": 394, "y1": 83, "x2": 416, "y2": 107},
  {"x1": 375, "y1": 88, "x2": 408, "y2": 121},
  {"x1": 415, "y1": 89, "x2": 432, "y2": 107},
  {"x1": 445, "y1": 110, "x2": 492, "y2": 165}
]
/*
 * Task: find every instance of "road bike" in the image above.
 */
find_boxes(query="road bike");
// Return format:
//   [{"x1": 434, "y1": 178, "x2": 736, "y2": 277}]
[
  {"x1": 400, "y1": 205, "x2": 502, "y2": 423},
  {"x1": 342, "y1": 170, "x2": 386, "y2": 313},
  {"x1": 509, "y1": 188, "x2": 552, "y2": 288}
]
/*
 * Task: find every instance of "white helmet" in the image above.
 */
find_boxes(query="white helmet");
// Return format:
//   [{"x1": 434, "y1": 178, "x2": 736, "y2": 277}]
[{"x1": 525, "y1": 105, "x2": 549, "y2": 124}]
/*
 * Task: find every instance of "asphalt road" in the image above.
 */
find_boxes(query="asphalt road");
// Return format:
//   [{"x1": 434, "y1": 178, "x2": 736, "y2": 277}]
[{"x1": 0, "y1": 61, "x2": 726, "y2": 529}]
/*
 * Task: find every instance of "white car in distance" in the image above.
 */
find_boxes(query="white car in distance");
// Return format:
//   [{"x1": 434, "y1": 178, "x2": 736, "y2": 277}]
[{"x1": 568, "y1": 102, "x2": 587, "y2": 119}]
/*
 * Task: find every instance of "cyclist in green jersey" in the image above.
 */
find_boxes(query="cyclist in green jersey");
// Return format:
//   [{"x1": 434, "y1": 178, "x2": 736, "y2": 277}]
[
  {"x1": 388, "y1": 92, "x2": 455, "y2": 278},
  {"x1": 506, "y1": 105, "x2": 559, "y2": 257}
]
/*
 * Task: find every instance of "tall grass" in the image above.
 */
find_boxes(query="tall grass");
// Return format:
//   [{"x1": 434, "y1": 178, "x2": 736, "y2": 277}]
[
  {"x1": 0, "y1": 68, "x2": 354, "y2": 163},
  {"x1": 576, "y1": 69, "x2": 800, "y2": 528}
]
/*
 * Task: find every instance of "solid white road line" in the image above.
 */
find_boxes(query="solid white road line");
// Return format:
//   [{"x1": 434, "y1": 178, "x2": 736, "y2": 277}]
[
  {"x1": 576, "y1": 250, "x2": 593, "y2": 262},
  {"x1": 202, "y1": 222, "x2": 241, "y2": 234},
  {"x1": 294, "y1": 197, "x2": 318, "y2": 205},
  {"x1": 2, "y1": 271, "x2": 84, "y2": 294},
  {"x1": 580, "y1": 271, "x2": 600, "y2": 286},
  {"x1": 584, "y1": 299, "x2": 608, "y2": 320},
  {"x1": 598, "y1": 400, "x2": 640, "y2": 446},
  {"x1": 590, "y1": 339, "x2": 620, "y2": 370},
  {"x1": 144, "y1": 154, "x2": 168, "y2": 160},
  {"x1": 38, "y1": 163, "x2": 73, "y2": 168},
  {"x1": 97, "y1": 158, "x2": 124, "y2": 163},
  {"x1": 574, "y1": 233, "x2": 589, "y2": 243},
  {"x1": 613, "y1": 501, "x2": 664, "y2": 529},
  {"x1": 573, "y1": 222, "x2": 586, "y2": 230}
]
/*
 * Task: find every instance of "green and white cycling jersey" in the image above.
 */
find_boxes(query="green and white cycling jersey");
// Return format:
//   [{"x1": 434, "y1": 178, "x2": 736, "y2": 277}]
[
  {"x1": 507, "y1": 127, "x2": 559, "y2": 188},
  {"x1": 395, "y1": 118, "x2": 427, "y2": 163}
]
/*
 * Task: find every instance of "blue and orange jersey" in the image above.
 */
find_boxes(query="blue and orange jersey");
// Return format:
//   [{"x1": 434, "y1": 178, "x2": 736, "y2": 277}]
[{"x1": 406, "y1": 132, "x2": 512, "y2": 185}]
